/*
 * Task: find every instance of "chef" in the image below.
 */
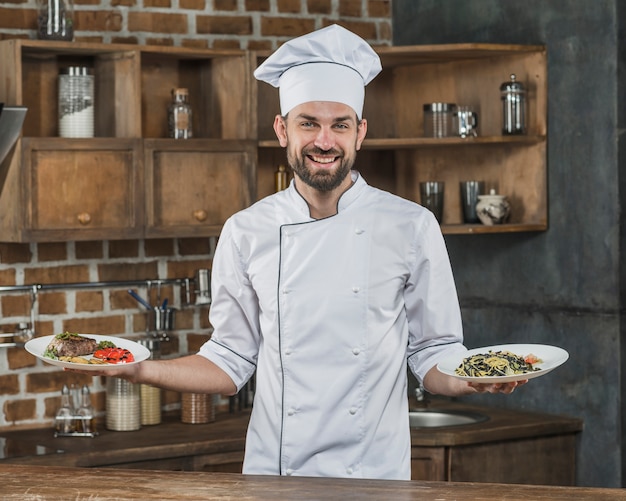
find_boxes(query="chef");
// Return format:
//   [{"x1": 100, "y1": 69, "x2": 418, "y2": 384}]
[{"x1": 73, "y1": 24, "x2": 524, "y2": 480}]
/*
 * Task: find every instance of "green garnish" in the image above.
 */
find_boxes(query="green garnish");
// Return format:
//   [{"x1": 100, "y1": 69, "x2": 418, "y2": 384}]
[
  {"x1": 97, "y1": 340, "x2": 116, "y2": 349},
  {"x1": 54, "y1": 332, "x2": 82, "y2": 340},
  {"x1": 43, "y1": 348, "x2": 58, "y2": 359}
]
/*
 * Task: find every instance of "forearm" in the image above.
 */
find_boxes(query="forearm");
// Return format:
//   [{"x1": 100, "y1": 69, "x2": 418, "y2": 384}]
[{"x1": 423, "y1": 364, "x2": 475, "y2": 396}]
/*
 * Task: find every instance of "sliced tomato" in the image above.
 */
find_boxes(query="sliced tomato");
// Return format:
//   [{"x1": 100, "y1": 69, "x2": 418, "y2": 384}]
[
  {"x1": 524, "y1": 353, "x2": 541, "y2": 365},
  {"x1": 93, "y1": 347, "x2": 135, "y2": 364}
]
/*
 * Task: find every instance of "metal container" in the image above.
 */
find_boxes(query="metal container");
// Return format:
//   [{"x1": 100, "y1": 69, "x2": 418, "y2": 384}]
[
  {"x1": 500, "y1": 74, "x2": 526, "y2": 135},
  {"x1": 106, "y1": 377, "x2": 141, "y2": 431},
  {"x1": 58, "y1": 66, "x2": 94, "y2": 138},
  {"x1": 194, "y1": 269, "x2": 211, "y2": 305}
]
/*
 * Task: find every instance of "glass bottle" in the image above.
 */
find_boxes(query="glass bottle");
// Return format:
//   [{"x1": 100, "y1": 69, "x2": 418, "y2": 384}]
[
  {"x1": 168, "y1": 88, "x2": 193, "y2": 139},
  {"x1": 37, "y1": 0, "x2": 74, "y2": 41},
  {"x1": 139, "y1": 338, "x2": 162, "y2": 426},
  {"x1": 75, "y1": 385, "x2": 96, "y2": 434},
  {"x1": 500, "y1": 74, "x2": 526, "y2": 135},
  {"x1": 106, "y1": 377, "x2": 141, "y2": 431},
  {"x1": 55, "y1": 384, "x2": 75, "y2": 435}
]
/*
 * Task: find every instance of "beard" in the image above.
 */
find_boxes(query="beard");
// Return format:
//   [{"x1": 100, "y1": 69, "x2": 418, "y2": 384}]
[{"x1": 287, "y1": 144, "x2": 355, "y2": 192}]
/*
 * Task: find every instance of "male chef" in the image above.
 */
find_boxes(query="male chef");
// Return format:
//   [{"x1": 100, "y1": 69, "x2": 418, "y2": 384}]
[{"x1": 73, "y1": 24, "x2": 523, "y2": 480}]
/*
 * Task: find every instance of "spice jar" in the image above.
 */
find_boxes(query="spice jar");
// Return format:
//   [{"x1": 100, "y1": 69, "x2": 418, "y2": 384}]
[
  {"x1": 58, "y1": 66, "x2": 94, "y2": 138},
  {"x1": 106, "y1": 377, "x2": 141, "y2": 431},
  {"x1": 37, "y1": 0, "x2": 74, "y2": 41},
  {"x1": 423, "y1": 103, "x2": 456, "y2": 138},
  {"x1": 500, "y1": 74, "x2": 526, "y2": 135},
  {"x1": 168, "y1": 88, "x2": 193, "y2": 139},
  {"x1": 54, "y1": 384, "x2": 75, "y2": 434},
  {"x1": 138, "y1": 338, "x2": 162, "y2": 426}
]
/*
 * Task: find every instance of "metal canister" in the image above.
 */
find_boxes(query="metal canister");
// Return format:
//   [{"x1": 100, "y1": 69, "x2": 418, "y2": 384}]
[{"x1": 500, "y1": 74, "x2": 526, "y2": 135}]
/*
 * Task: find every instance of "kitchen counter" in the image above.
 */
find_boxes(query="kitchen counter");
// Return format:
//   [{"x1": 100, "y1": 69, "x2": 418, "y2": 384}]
[
  {"x1": 2, "y1": 464, "x2": 623, "y2": 500},
  {"x1": 0, "y1": 400, "x2": 582, "y2": 470}
]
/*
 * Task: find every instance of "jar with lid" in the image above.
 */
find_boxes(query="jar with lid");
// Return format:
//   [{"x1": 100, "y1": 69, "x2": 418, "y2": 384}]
[
  {"x1": 58, "y1": 66, "x2": 94, "y2": 138},
  {"x1": 500, "y1": 74, "x2": 526, "y2": 135},
  {"x1": 106, "y1": 377, "x2": 141, "y2": 431},
  {"x1": 181, "y1": 393, "x2": 215, "y2": 424},
  {"x1": 138, "y1": 338, "x2": 162, "y2": 426},
  {"x1": 37, "y1": 0, "x2": 74, "y2": 41},
  {"x1": 168, "y1": 88, "x2": 193, "y2": 139},
  {"x1": 75, "y1": 385, "x2": 96, "y2": 434},
  {"x1": 54, "y1": 384, "x2": 75, "y2": 434}
]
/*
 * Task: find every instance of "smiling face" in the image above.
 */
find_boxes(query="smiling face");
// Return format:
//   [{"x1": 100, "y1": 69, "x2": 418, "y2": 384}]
[{"x1": 274, "y1": 101, "x2": 367, "y2": 193}]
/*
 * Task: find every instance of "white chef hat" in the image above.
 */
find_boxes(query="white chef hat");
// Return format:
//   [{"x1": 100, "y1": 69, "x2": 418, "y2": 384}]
[{"x1": 254, "y1": 24, "x2": 382, "y2": 119}]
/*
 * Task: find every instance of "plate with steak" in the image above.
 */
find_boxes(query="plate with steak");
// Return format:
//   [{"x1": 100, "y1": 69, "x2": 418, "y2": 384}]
[{"x1": 25, "y1": 333, "x2": 150, "y2": 371}]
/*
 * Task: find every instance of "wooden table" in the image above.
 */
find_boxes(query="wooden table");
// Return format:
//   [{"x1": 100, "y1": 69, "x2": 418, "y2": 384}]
[{"x1": 2, "y1": 464, "x2": 624, "y2": 500}]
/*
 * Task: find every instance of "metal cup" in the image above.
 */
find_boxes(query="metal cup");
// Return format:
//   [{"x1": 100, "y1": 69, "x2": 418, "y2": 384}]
[
  {"x1": 454, "y1": 106, "x2": 479, "y2": 138},
  {"x1": 194, "y1": 269, "x2": 211, "y2": 305},
  {"x1": 420, "y1": 181, "x2": 445, "y2": 223}
]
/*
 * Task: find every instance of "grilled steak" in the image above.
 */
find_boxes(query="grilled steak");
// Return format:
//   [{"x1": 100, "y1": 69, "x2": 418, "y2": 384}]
[{"x1": 46, "y1": 333, "x2": 98, "y2": 358}]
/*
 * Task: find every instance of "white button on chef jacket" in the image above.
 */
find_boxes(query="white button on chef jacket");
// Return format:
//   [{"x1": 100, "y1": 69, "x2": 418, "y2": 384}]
[{"x1": 199, "y1": 171, "x2": 466, "y2": 480}]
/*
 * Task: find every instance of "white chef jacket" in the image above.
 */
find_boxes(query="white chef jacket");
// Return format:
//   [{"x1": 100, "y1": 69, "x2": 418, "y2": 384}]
[{"x1": 198, "y1": 170, "x2": 467, "y2": 480}]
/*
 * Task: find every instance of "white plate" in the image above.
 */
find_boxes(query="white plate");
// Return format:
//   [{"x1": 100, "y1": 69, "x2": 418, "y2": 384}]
[
  {"x1": 437, "y1": 343, "x2": 569, "y2": 383},
  {"x1": 25, "y1": 334, "x2": 150, "y2": 371}
]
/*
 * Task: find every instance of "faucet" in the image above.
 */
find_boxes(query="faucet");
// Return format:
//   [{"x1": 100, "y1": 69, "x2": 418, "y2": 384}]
[{"x1": 413, "y1": 382, "x2": 429, "y2": 407}]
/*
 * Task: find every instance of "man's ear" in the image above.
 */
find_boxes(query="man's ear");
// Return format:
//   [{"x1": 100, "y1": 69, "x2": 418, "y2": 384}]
[
  {"x1": 356, "y1": 118, "x2": 367, "y2": 151},
  {"x1": 273, "y1": 115, "x2": 288, "y2": 147}
]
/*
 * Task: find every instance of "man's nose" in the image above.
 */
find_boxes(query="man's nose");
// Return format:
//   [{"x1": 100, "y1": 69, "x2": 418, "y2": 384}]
[{"x1": 314, "y1": 127, "x2": 335, "y2": 151}]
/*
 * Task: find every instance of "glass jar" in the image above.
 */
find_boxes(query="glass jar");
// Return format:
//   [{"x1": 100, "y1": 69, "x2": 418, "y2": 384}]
[
  {"x1": 106, "y1": 377, "x2": 141, "y2": 431},
  {"x1": 58, "y1": 66, "x2": 94, "y2": 138},
  {"x1": 37, "y1": 0, "x2": 74, "y2": 41},
  {"x1": 168, "y1": 88, "x2": 193, "y2": 139},
  {"x1": 138, "y1": 338, "x2": 162, "y2": 426},
  {"x1": 54, "y1": 384, "x2": 75, "y2": 434},
  {"x1": 423, "y1": 103, "x2": 456, "y2": 138}
]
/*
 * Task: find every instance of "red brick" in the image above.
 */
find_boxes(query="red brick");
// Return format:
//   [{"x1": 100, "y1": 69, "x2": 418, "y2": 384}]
[
  {"x1": 144, "y1": 0, "x2": 171, "y2": 6},
  {"x1": 97, "y1": 261, "x2": 158, "y2": 281},
  {"x1": 0, "y1": 243, "x2": 32, "y2": 264},
  {"x1": 111, "y1": 36, "x2": 139, "y2": 44},
  {"x1": 213, "y1": 39, "x2": 243, "y2": 49},
  {"x1": 167, "y1": 259, "x2": 211, "y2": 279},
  {"x1": 62, "y1": 315, "x2": 126, "y2": 335},
  {"x1": 180, "y1": 0, "x2": 205, "y2": 9},
  {"x1": 74, "y1": 10, "x2": 124, "y2": 31},
  {"x1": 182, "y1": 38, "x2": 209, "y2": 49},
  {"x1": 37, "y1": 242, "x2": 67, "y2": 262},
  {"x1": 111, "y1": 0, "x2": 136, "y2": 6},
  {"x1": 178, "y1": 237, "x2": 212, "y2": 256},
  {"x1": 26, "y1": 371, "x2": 91, "y2": 393},
  {"x1": 247, "y1": 39, "x2": 273, "y2": 51},
  {"x1": 188, "y1": 332, "x2": 211, "y2": 352},
  {"x1": 4, "y1": 399, "x2": 36, "y2": 422},
  {"x1": 8, "y1": 346, "x2": 37, "y2": 370},
  {"x1": 308, "y1": 0, "x2": 331, "y2": 14},
  {"x1": 109, "y1": 240, "x2": 139, "y2": 258},
  {"x1": 75, "y1": 241, "x2": 104, "y2": 260},
  {"x1": 0, "y1": 7, "x2": 36, "y2": 29},
  {"x1": 145, "y1": 239, "x2": 175, "y2": 257},
  {"x1": 38, "y1": 292, "x2": 67, "y2": 315},
  {"x1": 368, "y1": 0, "x2": 390, "y2": 17},
  {"x1": 111, "y1": 289, "x2": 143, "y2": 310},
  {"x1": 339, "y1": 0, "x2": 362, "y2": 17},
  {"x1": 197, "y1": 15, "x2": 252, "y2": 35},
  {"x1": 24, "y1": 265, "x2": 90, "y2": 284},
  {"x1": 76, "y1": 291, "x2": 104, "y2": 312},
  {"x1": 0, "y1": 269, "x2": 16, "y2": 285},
  {"x1": 145, "y1": 37, "x2": 175, "y2": 46},
  {"x1": 276, "y1": 0, "x2": 301, "y2": 13},
  {"x1": 128, "y1": 12, "x2": 187, "y2": 33},
  {"x1": 260, "y1": 16, "x2": 315, "y2": 37},
  {"x1": 215, "y1": 0, "x2": 237, "y2": 10},
  {"x1": 0, "y1": 374, "x2": 20, "y2": 395},
  {"x1": 245, "y1": 0, "x2": 270, "y2": 11},
  {"x1": 1, "y1": 294, "x2": 31, "y2": 316}
]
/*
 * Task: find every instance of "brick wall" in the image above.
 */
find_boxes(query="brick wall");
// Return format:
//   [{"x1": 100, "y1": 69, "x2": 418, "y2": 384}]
[{"x1": 0, "y1": 1, "x2": 392, "y2": 430}]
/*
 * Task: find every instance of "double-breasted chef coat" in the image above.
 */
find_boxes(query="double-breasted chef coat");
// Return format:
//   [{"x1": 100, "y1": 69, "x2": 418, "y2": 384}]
[{"x1": 199, "y1": 171, "x2": 467, "y2": 480}]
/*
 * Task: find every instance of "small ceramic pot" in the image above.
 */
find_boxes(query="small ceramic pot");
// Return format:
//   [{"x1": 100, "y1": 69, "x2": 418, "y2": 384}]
[{"x1": 476, "y1": 189, "x2": 511, "y2": 225}]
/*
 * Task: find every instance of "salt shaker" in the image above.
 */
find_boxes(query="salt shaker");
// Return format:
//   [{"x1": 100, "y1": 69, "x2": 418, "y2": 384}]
[
  {"x1": 75, "y1": 385, "x2": 96, "y2": 434},
  {"x1": 55, "y1": 384, "x2": 74, "y2": 434},
  {"x1": 500, "y1": 74, "x2": 526, "y2": 135},
  {"x1": 168, "y1": 88, "x2": 193, "y2": 139}
]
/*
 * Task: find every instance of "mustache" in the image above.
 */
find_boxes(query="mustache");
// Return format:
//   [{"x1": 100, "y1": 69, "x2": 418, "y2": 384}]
[{"x1": 303, "y1": 147, "x2": 343, "y2": 156}]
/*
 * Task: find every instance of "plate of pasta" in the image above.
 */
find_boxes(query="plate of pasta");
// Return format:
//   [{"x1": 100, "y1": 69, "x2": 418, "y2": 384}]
[{"x1": 437, "y1": 344, "x2": 569, "y2": 383}]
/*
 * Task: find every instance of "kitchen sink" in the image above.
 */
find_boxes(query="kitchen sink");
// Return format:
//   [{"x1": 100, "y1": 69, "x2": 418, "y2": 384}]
[{"x1": 408, "y1": 408, "x2": 489, "y2": 428}]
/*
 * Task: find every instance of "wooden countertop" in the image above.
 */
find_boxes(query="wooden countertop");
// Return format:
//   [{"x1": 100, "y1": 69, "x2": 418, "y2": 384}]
[
  {"x1": 0, "y1": 400, "x2": 583, "y2": 467},
  {"x1": 2, "y1": 464, "x2": 623, "y2": 500}
]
